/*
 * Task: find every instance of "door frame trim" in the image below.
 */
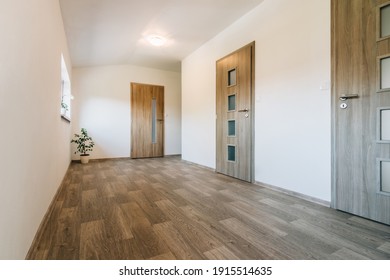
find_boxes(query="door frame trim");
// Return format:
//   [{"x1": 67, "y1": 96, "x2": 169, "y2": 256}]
[{"x1": 330, "y1": 0, "x2": 337, "y2": 209}]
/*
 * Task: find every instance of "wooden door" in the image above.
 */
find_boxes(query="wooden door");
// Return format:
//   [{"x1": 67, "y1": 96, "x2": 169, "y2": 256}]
[
  {"x1": 216, "y1": 42, "x2": 255, "y2": 182},
  {"x1": 332, "y1": 0, "x2": 390, "y2": 225},
  {"x1": 131, "y1": 83, "x2": 164, "y2": 158}
]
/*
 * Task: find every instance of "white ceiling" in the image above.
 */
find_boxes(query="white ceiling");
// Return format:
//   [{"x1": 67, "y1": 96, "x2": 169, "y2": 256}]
[{"x1": 59, "y1": 0, "x2": 264, "y2": 72}]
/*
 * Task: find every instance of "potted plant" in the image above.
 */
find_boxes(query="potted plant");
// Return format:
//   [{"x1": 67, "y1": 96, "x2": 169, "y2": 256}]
[
  {"x1": 61, "y1": 102, "x2": 68, "y2": 115},
  {"x1": 71, "y1": 128, "x2": 95, "y2": 164}
]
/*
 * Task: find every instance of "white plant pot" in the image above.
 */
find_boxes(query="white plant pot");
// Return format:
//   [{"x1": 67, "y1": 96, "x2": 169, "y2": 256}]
[{"x1": 80, "y1": 154, "x2": 90, "y2": 164}]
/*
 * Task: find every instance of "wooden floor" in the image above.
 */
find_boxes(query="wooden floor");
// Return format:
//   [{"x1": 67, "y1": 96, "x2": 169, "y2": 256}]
[{"x1": 27, "y1": 157, "x2": 390, "y2": 260}]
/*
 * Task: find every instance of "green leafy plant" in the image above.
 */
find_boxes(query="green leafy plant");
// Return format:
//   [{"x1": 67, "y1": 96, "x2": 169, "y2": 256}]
[
  {"x1": 61, "y1": 102, "x2": 69, "y2": 112},
  {"x1": 71, "y1": 128, "x2": 95, "y2": 156}
]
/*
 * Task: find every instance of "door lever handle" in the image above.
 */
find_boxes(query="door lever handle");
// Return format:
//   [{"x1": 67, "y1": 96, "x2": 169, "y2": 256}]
[
  {"x1": 339, "y1": 94, "x2": 359, "y2": 101},
  {"x1": 238, "y1": 108, "x2": 249, "y2": 113}
]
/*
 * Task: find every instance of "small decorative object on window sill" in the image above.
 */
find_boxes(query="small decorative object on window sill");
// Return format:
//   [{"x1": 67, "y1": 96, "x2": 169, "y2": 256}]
[
  {"x1": 61, "y1": 102, "x2": 68, "y2": 115},
  {"x1": 71, "y1": 128, "x2": 95, "y2": 164}
]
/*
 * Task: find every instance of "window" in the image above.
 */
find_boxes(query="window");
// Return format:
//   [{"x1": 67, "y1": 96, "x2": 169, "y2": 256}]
[{"x1": 61, "y1": 54, "x2": 71, "y2": 121}]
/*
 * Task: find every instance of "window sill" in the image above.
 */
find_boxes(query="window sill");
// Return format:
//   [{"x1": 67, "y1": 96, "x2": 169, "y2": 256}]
[{"x1": 61, "y1": 114, "x2": 71, "y2": 123}]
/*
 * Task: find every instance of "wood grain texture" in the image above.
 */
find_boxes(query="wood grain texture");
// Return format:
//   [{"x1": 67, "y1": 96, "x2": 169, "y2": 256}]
[
  {"x1": 216, "y1": 42, "x2": 255, "y2": 182},
  {"x1": 332, "y1": 0, "x2": 390, "y2": 224},
  {"x1": 27, "y1": 157, "x2": 390, "y2": 260},
  {"x1": 131, "y1": 83, "x2": 164, "y2": 159}
]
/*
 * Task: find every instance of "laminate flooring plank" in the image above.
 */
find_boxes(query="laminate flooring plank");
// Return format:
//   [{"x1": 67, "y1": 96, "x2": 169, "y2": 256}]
[
  {"x1": 133, "y1": 179, "x2": 166, "y2": 202},
  {"x1": 286, "y1": 209, "x2": 389, "y2": 258},
  {"x1": 220, "y1": 206, "x2": 333, "y2": 259},
  {"x1": 101, "y1": 169, "x2": 121, "y2": 182},
  {"x1": 82, "y1": 174, "x2": 96, "y2": 191},
  {"x1": 101, "y1": 201, "x2": 134, "y2": 241},
  {"x1": 153, "y1": 221, "x2": 203, "y2": 259},
  {"x1": 62, "y1": 183, "x2": 81, "y2": 208},
  {"x1": 111, "y1": 238, "x2": 146, "y2": 260},
  {"x1": 69, "y1": 171, "x2": 82, "y2": 185},
  {"x1": 377, "y1": 242, "x2": 390, "y2": 254},
  {"x1": 181, "y1": 175, "x2": 223, "y2": 196},
  {"x1": 180, "y1": 205, "x2": 266, "y2": 260},
  {"x1": 150, "y1": 173, "x2": 187, "y2": 188},
  {"x1": 174, "y1": 188, "x2": 235, "y2": 221},
  {"x1": 228, "y1": 200, "x2": 288, "y2": 237},
  {"x1": 289, "y1": 204, "x2": 390, "y2": 250},
  {"x1": 120, "y1": 202, "x2": 170, "y2": 259},
  {"x1": 224, "y1": 181, "x2": 266, "y2": 199},
  {"x1": 270, "y1": 218, "x2": 340, "y2": 259},
  {"x1": 220, "y1": 218, "x2": 291, "y2": 259},
  {"x1": 110, "y1": 182, "x2": 133, "y2": 204},
  {"x1": 331, "y1": 248, "x2": 371, "y2": 260},
  {"x1": 291, "y1": 219, "x2": 390, "y2": 259},
  {"x1": 124, "y1": 171, "x2": 150, "y2": 183},
  {"x1": 152, "y1": 183, "x2": 189, "y2": 207},
  {"x1": 120, "y1": 179, "x2": 142, "y2": 192},
  {"x1": 155, "y1": 199, "x2": 223, "y2": 254},
  {"x1": 149, "y1": 252, "x2": 177, "y2": 260},
  {"x1": 204, "y1": 246, "x2": 240, "y2": 260},
  {"x1": 205, "y1": 177, "x2": 246, "y2": 192},
  {"x1": 179, "y1": 181, "x2": 212, "y2": 197},
  {"x1": 256, "y1": 187, "x2": 326, "y2": 209},
  {"x1": 30, "y1": 249, "x2": 48, "y2": 260},
  {"x1": 254, "y1": 198, "x2": 303, "y2": 222},
  {"x1": 220, "y1": 190, "x2": 300, "y2": 224},
  {"x1": 129, "y1": 190, "x2": 168, "y2": 225},
  {"x1": 79, "y1": 220, "x2": 110, "y2": 260},
  {"x1": 81, "y1": 189, "x2": 103, "y2": 223},
  {"x1": 348, "y1": 216, "x2": 390, "y2": 233},
  {"x1": 229, "y1": 198, "x2": 291, "y2": 227},
  {"x1": 46, "y1": 207, "x2": 80, "y2": 260},
  {"x1": 291, "y1": 203, "x2": 360, "y2": 225},
  {"x1": 99, "y1": 182, "x2": 115, "y2": 199},
  {"x1": 134, "y1": 171, "x2": 159, "y2": 185}
]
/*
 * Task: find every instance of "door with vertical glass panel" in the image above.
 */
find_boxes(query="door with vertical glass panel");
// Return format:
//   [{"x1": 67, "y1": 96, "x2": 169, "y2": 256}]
[
  {"x1": 332, "y1": 0, "x2": 390, "y2": 225},
  {"x1": 131, "y1": 83, "x2": 164, "y2": 158},
  {"x1": 216, "y1": 42, "x2": 254, "y2": 182}
]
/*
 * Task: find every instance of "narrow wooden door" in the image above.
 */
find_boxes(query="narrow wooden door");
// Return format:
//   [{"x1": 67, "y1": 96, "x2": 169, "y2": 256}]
[
  {"x1": 332, "y1": 0, "x2": 390, "y2": 225},
  {"x1": 216, "y1": 42, "x2": 255, "y2": 182},
  {"x1": 131, "y1": 83, "x2": 164, "y2": 158}
]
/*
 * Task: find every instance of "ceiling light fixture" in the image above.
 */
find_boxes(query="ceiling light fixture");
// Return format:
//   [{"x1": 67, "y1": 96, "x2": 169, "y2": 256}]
[{"x1": 147, "y1": 35, "x2": 166, "y2": 47}]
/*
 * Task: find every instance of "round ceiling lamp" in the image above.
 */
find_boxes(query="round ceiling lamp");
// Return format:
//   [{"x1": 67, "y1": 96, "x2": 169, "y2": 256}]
[{"x1": 147, "y1": 35, "x2": 166, "y2": 47}]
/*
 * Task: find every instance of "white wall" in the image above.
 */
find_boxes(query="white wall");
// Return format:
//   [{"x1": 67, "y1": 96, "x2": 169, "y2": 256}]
[
  {"x1": 0, "y1": 0, "x2": 72, "y2": 259},
  {"x1": 72, "y1": 65, "x2": 181, "y2": 159},
  {"x1": 182, "y1": 0, "x2": 331, "y2": 201}
]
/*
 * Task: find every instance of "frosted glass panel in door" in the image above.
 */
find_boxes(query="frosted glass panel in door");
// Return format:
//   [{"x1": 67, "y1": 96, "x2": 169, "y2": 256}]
[
  {"x1": 228, "y1": 94, "x2": 236, "y2": 111},
  {"x1": 228, "y1": 120, "x2": 236, "y2": 137},
  {"x1": 381, "y1": 4, "x2": 390, "y2": 38},
  {"x1": 152, "y1": 98, "x2": 157, "y2": 144},
  {"x1": 381, "y1": 57, "x2": 390, "y2": 90},
  {"x1": 381, "y1": 161, "x2": 390, "y2": 193},
  {"x1": 381, "y1": 109, "x2": 390, "y2": 141},
  {"x1": 228, "y1": 69, "x2": 236, "y2": 86},
  {"x1": 227, "y1": 145, "x2": 236, "y2": 162}
]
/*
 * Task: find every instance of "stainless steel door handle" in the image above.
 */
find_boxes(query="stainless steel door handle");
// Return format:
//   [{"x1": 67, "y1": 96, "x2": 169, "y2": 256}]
[
  {"x1": 238, "y1": 108, "x2": 249, "y2": 112},
  {"x1": 339, "y1": 94, "x2": 359, "y2": 101}
]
